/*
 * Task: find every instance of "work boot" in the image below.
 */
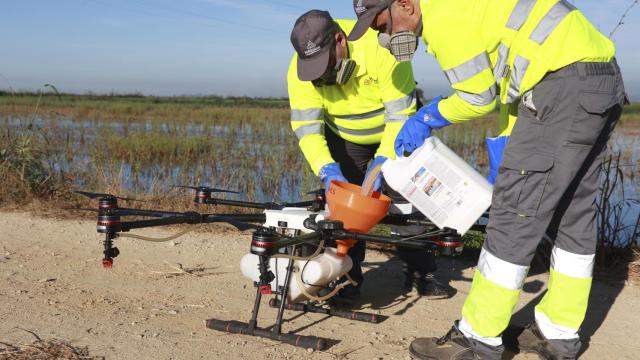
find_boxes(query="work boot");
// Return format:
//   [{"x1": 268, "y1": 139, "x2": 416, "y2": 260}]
[
  {"x1": 404, "y1": 271, "x2": 453, "y2": 299},
  {"x1": 409, "y1": 321, "x2": 504, "y2": 360},
  {"x1": 517, "y1": 322, "x2": 580, "y2": 360}
]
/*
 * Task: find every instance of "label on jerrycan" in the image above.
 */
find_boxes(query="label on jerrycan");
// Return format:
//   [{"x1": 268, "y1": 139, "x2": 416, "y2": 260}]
[{"x1": 382, "y1": 137, "x2": 492, "y2": 235}]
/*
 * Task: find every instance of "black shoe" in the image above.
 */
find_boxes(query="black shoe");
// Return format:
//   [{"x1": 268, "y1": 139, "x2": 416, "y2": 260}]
[
  {"x1": 404, "y1": 271, "x2": 454, "y2": 299},
  {"x1": 409, "y1": 321, "x2": 504, "y2": 360},
  {"x1": 517, "y1": 322, "x2": 580, "y2": 360}
]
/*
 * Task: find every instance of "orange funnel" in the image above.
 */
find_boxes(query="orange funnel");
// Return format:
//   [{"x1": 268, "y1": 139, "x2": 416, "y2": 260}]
[{"x1": 326, "y1": 181, "x2": 391, "y2": 256}]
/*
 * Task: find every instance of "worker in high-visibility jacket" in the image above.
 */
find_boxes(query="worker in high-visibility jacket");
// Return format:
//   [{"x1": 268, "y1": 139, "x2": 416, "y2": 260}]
[
  {"x1": 350, "y1": 0, "x2": 626, "y2": 359},
  {"x1": 288, "y1": 10, "x2": 453, "y2": 301}
]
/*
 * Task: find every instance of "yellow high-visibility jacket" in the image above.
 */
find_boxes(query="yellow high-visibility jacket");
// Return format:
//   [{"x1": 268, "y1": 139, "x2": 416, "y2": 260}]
[
  {"x1": 287, "y1": 20, "x2": 417, "y2": 175},
  {"x1": 420, "y1": 0, "x2": 615, "y2": 135}
]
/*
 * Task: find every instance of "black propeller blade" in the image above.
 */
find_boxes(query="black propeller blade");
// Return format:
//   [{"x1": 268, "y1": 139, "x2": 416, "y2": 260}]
[
  {"x1": 74, "y1": 190, "x2": 143, "y2": 202},
  {"x1": 306, "y1": 189, "x2": 325, "y2": 196},
  {"x1": 172, "y1": 185, "x2": 240, "y2": 194}
]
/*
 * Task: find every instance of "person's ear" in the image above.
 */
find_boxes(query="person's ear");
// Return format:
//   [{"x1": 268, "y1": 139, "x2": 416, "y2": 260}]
[
  {"x1": 335, "y1": 31, "x2": 347, "y2": 47},
  {"x1": 395, "y1": 0, "x2": 416, "y2": 15}
]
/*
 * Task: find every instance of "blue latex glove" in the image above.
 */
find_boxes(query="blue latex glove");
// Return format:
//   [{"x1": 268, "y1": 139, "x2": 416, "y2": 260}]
[
  {"x1": 485, "y1": 135, "x2": 509, "y2": 185},
  {"x1": 319, "y1": 162, "x2": 348, "y2": 191},
  {"x1": 394, "y1": 96, "x2": 451, "y2": 156},
  {"x1": 364, "y1": 156, "x2": 387, "y2": 192}
]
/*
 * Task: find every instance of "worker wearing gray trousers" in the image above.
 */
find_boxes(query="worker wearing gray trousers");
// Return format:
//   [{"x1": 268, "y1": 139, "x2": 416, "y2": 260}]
[
  {"x1": 469, "y1": 60, "x2": 628, "y2": 359},
  {"x1": 408, "y1": 61, "x2": 627, "y2": 360},
  {"x1": 413, "y1": 61, "x2": 626, "y2": 359},
  {"x1": 348, "y1": 1, "x2": 628, "y2": 357}
]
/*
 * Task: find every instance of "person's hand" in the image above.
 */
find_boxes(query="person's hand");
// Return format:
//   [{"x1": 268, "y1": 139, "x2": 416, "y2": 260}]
[
  {"x1": 395, "y1": 96, "x2": 451, "y2": 156},
  {"x1": 364, "y1": 156, "x2": 387, "y2": 192},
  {"x1": 319, "y1": 162, "x2": 348, "y2": 191}
]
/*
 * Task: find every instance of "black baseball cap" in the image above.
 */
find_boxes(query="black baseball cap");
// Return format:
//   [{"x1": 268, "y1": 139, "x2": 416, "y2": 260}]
[
  {"x1": 291, "y1": 10, "x2": 339, "y2": 81},
  {"x1": 348, "y1": 0, "x2": 393, "y2": 41}
]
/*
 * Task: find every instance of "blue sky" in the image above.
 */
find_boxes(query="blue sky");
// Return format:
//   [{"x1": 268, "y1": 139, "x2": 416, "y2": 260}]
[{"x1": 1, "y1": 0, "x2": 638, "y2": 99}]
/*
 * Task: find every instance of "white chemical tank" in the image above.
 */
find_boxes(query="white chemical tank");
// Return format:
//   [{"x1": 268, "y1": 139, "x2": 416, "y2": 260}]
[
  {"x1": 240, "y1": 247, "x2": 352, "y2": 302},
  {"x1": 382, "y1": 136, "x2": 492, "y2": 235}
]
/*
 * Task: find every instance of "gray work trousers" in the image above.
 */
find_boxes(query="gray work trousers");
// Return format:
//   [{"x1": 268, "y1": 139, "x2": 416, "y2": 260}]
[
  {"x1": 485, "y1": 60, "x2": 626, "y2": 265},
  {"x1": 476, "y1": 60, "x2": 626, "y2": 356}
]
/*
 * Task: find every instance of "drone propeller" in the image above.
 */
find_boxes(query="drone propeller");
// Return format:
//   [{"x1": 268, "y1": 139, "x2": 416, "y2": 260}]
[
  {"x1": 172, "y1": 185, "x2": 240, "y2": 194},
  {"x1": 74, "y1": 190, "x2": 143, "y2": 202}
]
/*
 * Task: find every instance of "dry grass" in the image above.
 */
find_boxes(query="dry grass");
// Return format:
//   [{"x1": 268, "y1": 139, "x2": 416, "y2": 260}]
[{"x1": 0, "y1": 330, "x2": 102, "y2": 360}]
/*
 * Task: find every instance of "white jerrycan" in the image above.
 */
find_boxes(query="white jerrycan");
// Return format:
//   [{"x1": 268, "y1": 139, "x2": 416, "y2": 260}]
[
  {"x1": 240, "y1": 247, "x2": 353, "y2": 302},
  {"x1": 382, "y1": 136, "x2": 492, "y2": 235}
]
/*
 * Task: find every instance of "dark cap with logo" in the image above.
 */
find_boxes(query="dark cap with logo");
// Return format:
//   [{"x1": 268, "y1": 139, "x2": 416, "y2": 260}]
[
  {"x1": 291, "y1": 10, "x2": 339, "y2": 81},
  {"x1": 348, "y1": 0, "x2": 393, "y2": 41}
]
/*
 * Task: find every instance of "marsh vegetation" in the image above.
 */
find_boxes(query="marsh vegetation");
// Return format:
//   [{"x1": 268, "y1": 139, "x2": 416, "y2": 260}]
[{"x1": 1, "y1": 92, "x2": 638, "y2": 254}]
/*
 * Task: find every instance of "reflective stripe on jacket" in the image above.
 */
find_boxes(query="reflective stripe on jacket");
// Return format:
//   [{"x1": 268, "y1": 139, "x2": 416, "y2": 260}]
[
  {"x1": 287, "y1": 20, "x2": 417, "y2": 175},
  {"x1": 420, "y1": 0, "x2": 614, "y2": 136}
]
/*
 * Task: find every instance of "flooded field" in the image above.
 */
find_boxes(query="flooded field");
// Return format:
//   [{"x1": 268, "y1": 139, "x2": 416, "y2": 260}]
[{"x1": 1, "y1": 95, "x2": 638, "y2": 245}]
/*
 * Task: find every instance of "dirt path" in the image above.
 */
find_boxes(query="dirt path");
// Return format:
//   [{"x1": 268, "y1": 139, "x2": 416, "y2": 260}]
[{"x1": 1, "y1": 212, "x2": 638, "y2": 359}]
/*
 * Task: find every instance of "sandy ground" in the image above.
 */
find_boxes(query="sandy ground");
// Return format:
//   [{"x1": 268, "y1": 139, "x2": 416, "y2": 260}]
[{"x1": 1, "y1": 211, "x2": 639, "y2": 360}]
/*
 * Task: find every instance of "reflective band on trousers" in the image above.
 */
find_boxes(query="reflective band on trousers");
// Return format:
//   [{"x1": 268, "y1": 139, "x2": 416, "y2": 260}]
[
  {"x1": 506, "y1": 55, "x2": 530, "y2": 103},
  {"x1": 291, "y1": 108, "x2": 323, "y2": 121},
  {"x1": 477, "y1": 248, "x2": 529, "y2": 290},
  {"x1": 506, "y1": 0, "x2": 536, "y2": 30},
  {"x1": 444, "y1": 52, "x2": 491, "y2": 85},
  {"x1": 333, "y1": 107, "x2": 385, "y2": 120},
  {"x1": 384, "y1": 90, "x2": 416, "y2": 113},
  {"x1": 550, "y1": 246, "x2": 594, "y2": 278},
  {"x1": 530, "y1": 0, "x2": 576, "y2": 44},
  {"x1": 535, "y1": 311, "x2": 580, "y2": 340},
  {"x1": 324, "y1": 116, "x2": 385, "y2": 136},
  {"x1": 293, "y1": 123, "x2": 322, "y2": 140},
  {"x1": 457, "y1": 85, "x2": 497, "y2": 106}
]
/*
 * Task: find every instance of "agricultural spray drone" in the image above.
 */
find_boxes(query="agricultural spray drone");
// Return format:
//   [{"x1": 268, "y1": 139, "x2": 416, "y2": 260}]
[{"x1": 75, "y1": 182, "x2": 479, "y2": 350}]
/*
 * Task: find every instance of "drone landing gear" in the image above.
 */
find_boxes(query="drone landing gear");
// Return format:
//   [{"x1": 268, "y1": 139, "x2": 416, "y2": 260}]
[
  {"x1": 205, "y1": 229, "x2": 382, "y2": 350},
  {"x1": 205, "y1": 284, "x2": 328, "y2": 350},
  {"x1": 268, "y1": 299, "x2": 384, "y2": 324},
  {"x1": 206, "y1": 239, "x2": 329, "y2": 350}
]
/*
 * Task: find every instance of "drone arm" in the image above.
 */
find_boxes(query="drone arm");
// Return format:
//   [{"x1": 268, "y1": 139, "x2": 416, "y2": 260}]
[
  {"x1": 202, "y1": 213, "x2": 266, "y2": 223},
  {"x1": 381, "y1": 214, "x2": 487, "y2": 232},
  {"x1": 116, "y1": 208, "x2": 190, "y2": 218},
  {"x1": 204, "y1": 198, "x2": 271, "y2": 209},
  {"x1": 119, "y1": 212, "x2": 203, "y2": 231},
  {"x1": 337, "y1": 231, "x2": 440, "y2": 251}
]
